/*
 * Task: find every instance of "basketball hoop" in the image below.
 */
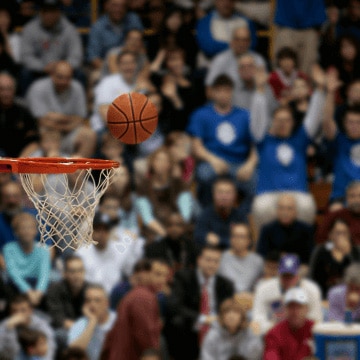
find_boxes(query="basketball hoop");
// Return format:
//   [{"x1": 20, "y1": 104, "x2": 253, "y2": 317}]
[{"x1": 0, "y1": 158, "x2": 120, "y2": 251}]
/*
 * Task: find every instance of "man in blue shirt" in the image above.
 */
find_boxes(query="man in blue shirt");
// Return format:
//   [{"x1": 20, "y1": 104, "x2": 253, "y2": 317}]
[
  {"x1": 87, "y1": 0, "x2": 143, "y2": 70},
  {"x1": 187, "y1": 74, "x2": 257, "y2": 213}
]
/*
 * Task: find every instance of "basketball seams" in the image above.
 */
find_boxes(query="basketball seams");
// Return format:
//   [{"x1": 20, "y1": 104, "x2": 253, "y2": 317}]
[
  {"x1": 109, "y1": 104, "x2": 130, "y2": 139},
  {"x1": 128, "y1": 93, "x2": 137, "y2": 143},
  {"x1": 139, "y1": 97, "x2": 149, "y2": 120},
  {"x1": 107, "y1": 115, "x2": 158, "y2": 124},
  {"x1": 111, "y1": 102, "x2": 130, "y2": 122}
]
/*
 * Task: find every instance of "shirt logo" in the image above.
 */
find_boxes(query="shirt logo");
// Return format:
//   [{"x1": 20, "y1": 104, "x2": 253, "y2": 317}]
[
  {"x1": 350, "y1": 144, "x2": 360, "y2": 166},
  {"x1": 216, "y1": 121, "x2": 236, "y2": 145},
  {"x1": 276, "y1": 143, "x2": 294, "y2": 166}
]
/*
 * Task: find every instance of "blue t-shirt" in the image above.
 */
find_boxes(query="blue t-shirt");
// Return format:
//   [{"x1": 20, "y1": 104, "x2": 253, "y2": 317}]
[
  {"x1": 256, "y1": 126, "x2": 310, "y2": 194},
  {"x1": 187, "y1": 104, "x2": 252, "y2": 164},
  {"x1": 331, "y1": 132, "x2": 360, "y2": 200}
]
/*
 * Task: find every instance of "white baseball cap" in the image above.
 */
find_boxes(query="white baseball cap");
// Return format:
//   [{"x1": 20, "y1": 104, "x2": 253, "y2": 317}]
[{"x1": 284, "y1": 287, "x2": 309, "y2": 305}]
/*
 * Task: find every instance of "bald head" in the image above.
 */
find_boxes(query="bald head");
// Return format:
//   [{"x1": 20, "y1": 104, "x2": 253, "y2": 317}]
[
  {"x1": 0, "y1": 72, "x2": 16, "y2": 108},
  {"x1": 51, "y1": 61, "x2": 73, "y2": 93},
  {"x1": 1, "y1": 181, "x2": 23, "y2": 214},
  {"x1": 231, "y1": 27, "x2": 251, "y2": 56},
  {"x1": 277, "y1": 194, "x2": 297, "y2": 225}
]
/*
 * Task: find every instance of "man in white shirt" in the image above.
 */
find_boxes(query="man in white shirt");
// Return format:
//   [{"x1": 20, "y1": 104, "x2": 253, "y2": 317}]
[
  {"x1": 251, "y1": 253, "x2": 322, "y2": 335},
  {"x1": 76, "y1": 212, "x2": 144, "y2": 294}
]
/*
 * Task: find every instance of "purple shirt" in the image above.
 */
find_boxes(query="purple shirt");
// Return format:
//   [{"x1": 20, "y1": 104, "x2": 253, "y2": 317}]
[{"x1": 328, "y1": 284, "x2": 360, "y2": 322}]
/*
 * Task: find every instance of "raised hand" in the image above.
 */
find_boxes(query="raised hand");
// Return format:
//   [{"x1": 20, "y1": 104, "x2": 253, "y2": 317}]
[
  {"x1": 254, "y1": 66, "x2": 268, "y2": 91},
  {"x1": 326, "y1": 68, "x2": 343, "y2": 93},
  {"x1": 311, "y1": 64, "x2": 326, "y2": 88}
]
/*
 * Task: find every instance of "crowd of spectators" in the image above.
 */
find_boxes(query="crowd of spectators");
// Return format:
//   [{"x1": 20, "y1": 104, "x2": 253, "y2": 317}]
[{"x1": 2, "y1": 0, "x2": 360, "y2": 359}]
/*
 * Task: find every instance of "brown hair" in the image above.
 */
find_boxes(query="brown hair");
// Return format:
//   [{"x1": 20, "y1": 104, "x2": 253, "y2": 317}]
[{"x1": 218, "y1": 298, "x2": 248, "y2": 330}]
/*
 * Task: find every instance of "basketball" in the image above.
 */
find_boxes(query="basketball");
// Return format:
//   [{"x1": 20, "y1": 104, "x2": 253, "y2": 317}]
[{"x1": 107, "y1": 92, "x2": 158, "y2": 144}]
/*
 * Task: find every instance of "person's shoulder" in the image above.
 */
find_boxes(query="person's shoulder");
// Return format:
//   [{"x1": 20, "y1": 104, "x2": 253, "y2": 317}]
[
  {"x1": 248, "y1": 252, "x2": 264, "y2": 265},
  {"x1": 232, "y1": 106, "x2": 250, "y2": 117},
  {"x1": 191, "y1": 103, "x2": 213, "y2": 117},
  {"x1": 328, "y1": 283, "x2": 346, "y2": 299},
  {"x1": 31, "y1": 313, "x2": 52, "y2": 330},
  {"x1": 3, "y1": 241, "x2": 18, "y2": 252},
  {"x1": 91, "y1": 14, "x2": 108, "y2": 29},
  {"x1": 60, "y1": 16, "x2": 78, "y2": 32},
  {"x1": 22, "y1": 16, "x2": 40, "y2": 32},
  {"x1": 70, "y1": 79, "x2": 85, "y2": 93},
  {"x1": 255, "y1": 277, "x2": 279, "y2": 292},
  {"x1": 301, "y1": 278, "x2": 321, "y2": 294},
  {"x1": 211, "y1": 48, "x2": 233, "y2": 63},
  {"x1": 28, "y1": 77, "x2": 52, "y2": 93}
]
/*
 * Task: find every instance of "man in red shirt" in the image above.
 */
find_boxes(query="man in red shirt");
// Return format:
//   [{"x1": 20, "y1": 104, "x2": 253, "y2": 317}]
[{"x1": 264, "y1": 287, "x2": 314, "y2": 360}]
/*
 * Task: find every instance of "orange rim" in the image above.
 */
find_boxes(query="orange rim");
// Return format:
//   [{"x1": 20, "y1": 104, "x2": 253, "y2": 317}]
[{"x1": 0, "y1": 158, "x2": 120, "y2": 174}]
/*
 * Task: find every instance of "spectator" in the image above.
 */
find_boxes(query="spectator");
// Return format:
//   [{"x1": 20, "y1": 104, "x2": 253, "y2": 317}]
[
  {"x1": 317, "y1": 181, "x2": 360, "y2": 245},
  {"x1": 140, "y1": 348, "x2": 162, "y2": 360},
  {"x1": 68, "y1": 285, "x2": 116, "y2": 360},
  {"x1": 194, "y1": 176, "x2": 247, "y2": 249},
  {"x1": 328, "y1": 263, "x2": 360, "y2": 322},
  {"x1": 46, "y1": 256, "x2": 89, "y2": 348},
  {"x1": 256, "y1": 194, "x2": 314, "y2": 266},
  {"x1": 252, "y1": 254, "x2": 322, "y2": 335},
  {"x1": 273, "y1": 0, "x2": 326, "y2": 74},
  {"x1": 309, "y1": 218, "x2": 360, "y2": 299},
  {"x1": 196, "y1": 0, "x2": 257, "y2": 59},
  {"x1": 263, "y1": 288, "x2": 314, "y2": 360},
  {"x1": 0, "y1": 73, "x2": 38, "y2": 158},
  {"x1": 145, "y1": 211, "x2": 197, "y2": 272},
  {"x1": 250, "y1": 66, "x2": 326, "y2": 229},
  {"x1": 219, "y1": 222, "x2": 263, "y2": 294},
  {"x1": 61, "y1": 347, "x2": 89, "y2": 360},
  {"x1": 60, "y1": 0, "x2": 91, "y2": 27},
  {"x1": 166, "y1": 245, "x2": 234, "y2": 360},
  {"x1": 0, "y1": 181, "x2": 38, "y2": 251},
  {"x1": 109, "y1": 258, "x2": 151, "y2": 311},
  {"x1": 17, "y1": 327, "x2": 48, "y2": 360},
  {"x1": 200, "y1": 298, "x2": 263, "y2": 360},
  {"x1": 262, "y1": 251, "x2": 281, "y2": 281},
  {"x1": 337, "y1": 0, "x2": 360, "y2": 41},
  {"x1": 90, "y1": 50, "x2": 153, "y2": 132},
  {"x1": 135, "y1": 147, "x2": 197, "y2": 240},
  {"x1": 269, "y1": 47, "x2": 307, "y2": 102},
  {"x1": 20, "y1": 0, "x2": 83, "y2": 93},
  {"x1": 232, "y1": 54, "x2": 278, "y2": 112},
  {"x1": 3, "y1": 213, "x2": 51, "y2": 307},
  {"x1": 187, "y1": 75, "x2": 257, "y2": 210},
  {"x1": 323, "y1": 70, "x2": 360, "y2": 204},
  {"x1": 101, "y1": 260, "x2": 163, "y2": 360},
  {"x1": 76, "y1": 212, "x2": 144, "y2": 294},
  {"x1": 205, "y1": 26, "x2": 266, "y2": 90},
  {"x1": 0, "y1": 33, "x2": 19, "y2": 79},
  {"x1": 26, "y1": 61, "x2": 96, "y2": 158},
  {"x1": 0, "y1": 294, "x2": 55, "y2": 360},
  {"x1": 87, "y1": 0, "x2": 143, "y2": 70}
]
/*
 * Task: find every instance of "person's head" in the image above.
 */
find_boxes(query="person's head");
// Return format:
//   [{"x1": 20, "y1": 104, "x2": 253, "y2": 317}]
[
  {"x1": 150, "y1": 259, "x2": 170, "y2": 292},
  {"x1": 131, "y1": 259, "x2": 152, "y2": 286},
  {"x1": 92, "y1": 213, "x2": 112, "y2": 250},
  {"x1": 328, "y1": 218, "x2": 352, "y2": 251},
  {"x1": 165, "y1": 47, "x2": 186, "y2": 77},
  {"x1": 39, "y1": 129, "x2": 62, "y2": 155},
  {"x1": 210, "y1": 75, "x2": 234, "y2": 109},
  {"x1": 345, "y1": 263, "x2": 360, "y2": 294},
  {"x1": 284, "y1": 287, "x2": 309, "y2": 329},
  {"x1": 163, "y1": 6, "x2": 183, "y2": 33},
  {"x1": 147, "y1": 92, "x2": 163, "y2": 114},
  {"x1": 346, "y1": 181, "x2": 360, "y2": 213},
  {"x1": 219, "y1": 298, "x2": 247, "y2": 334},
  {"x1": 99, "y1": 194, "x2": 121, "y2": 223},
  {"x1": 148, "y1": 147, "x2": 173, "y2": 178},
  {"x1": 264, "y1": 251, "x2": 281, "y2": 279},
  {"x1": 0, "y1": 181, "x2": 23, "y2": 214},
  {"x1": 238, "y1": 54, "x2": 256, "y2": 83},
  {"x1": 270, "y1": 105, "x2": 295, "y2": 138},
  {"x1": 0, "y1": 72, "x2": 16, "y2": 108},
  {"x1": 212, "y1": 176, "x2": 237, "y2": 210},
  {"x1": 117, "y1": 50, "x2": 138, "y2": 84},
  {"x1": 348, "y1": 0, "x2": 360, "y2": 20},
  {"x1": 140, "y1": 348, "x2": 162, "y2": 360},
  {"x1": 61, "y1": 347, "x2": 89, "y2": 360},
  {"x1": 124, "y1": 29, "x2": 144, "y2": 53},
  {"x1": 106, "y1": 0, "x2": 127, "y2": 23},
  {"x1": 276, "y1": 194, "x2": 297, "y2": 226},
  {"x1": 339, "y1": 35, "x2": 359, "y2": 62},
  {"x1": 0, "y1": 7, "x2": 14, "y2": 34},
  {"x1": 343, "y1": 105, "x2": 360, "y2": 139},
  {"x1": 107, "y1": 164, "x2": 131, "y2": 197},
  {"x1": 101, "y1": 132, "x2": 125, "y2": 161},
  {"x1": 291, "y1": 78, "x2": 311, "y2": 101},
  {"x1": 278, "y1": 254, "x2": 300, "y2": 291},
  {"x1": 12, "y1": 212, "x2": 37, "y2": 245},
  {"x1": 346, "y1": 80, "x2": 360, "y2": 105},
  {"x1": 63, "y1": 255, "x2": 85, "y2": 291},
  {"x1": 230, "y1": 27, "x2": 251, "y2": 56},
  {"x1": 84, "y1": 285, "x2": 109, "y2": 321},
  {"x1": 215, "y1": 0, "x2": 235, "y2": 18},
  {"x1": 197, "y1": 245, "x2": 222, "y2": 278},
  {"x1": 40, "y1": 0, "x2": 61, "y2": 29},
  {"x1": 229, "y1": 223, "x2": 252, "y2": 254},
  {"x1": 165, "y1": 131, "x2": 191, "y2": 163},
  {"x1": 51, "y1": 61, "x2": 73, "y2": 93},
  {"x1": 276, "y1": 47, "x2": 298, "y2": 75},
  {"x1": 9, "y1": 295, "x2": 33, "y2": 323},
  {"x1": 18, "y1": 327, "x2": 48, "y2": 357},
  {"x1": 165, "y1": 212, "x2": 186, "y2": 240}
]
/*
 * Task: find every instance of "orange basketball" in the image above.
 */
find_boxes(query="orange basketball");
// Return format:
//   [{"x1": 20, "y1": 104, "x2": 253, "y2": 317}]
[{"x1": 107, "y1": 92, "x2": 158, "y2": 144}]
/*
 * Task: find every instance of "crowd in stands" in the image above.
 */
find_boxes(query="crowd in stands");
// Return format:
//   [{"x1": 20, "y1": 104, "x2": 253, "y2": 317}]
[{"x1": 2, "y1": 0, "x2": 360, "y2": 359}]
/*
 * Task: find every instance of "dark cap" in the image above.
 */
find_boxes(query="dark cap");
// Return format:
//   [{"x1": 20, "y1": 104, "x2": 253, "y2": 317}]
[
  {"x1": 93, "y1": 212, "x2": 112, "y2": 230},
  {"x1": 40, "y1": 0, "x2": 61, "y2": 10},
  {"x1": 279, "y1": 254, "x2": 300, "y2": 275}
]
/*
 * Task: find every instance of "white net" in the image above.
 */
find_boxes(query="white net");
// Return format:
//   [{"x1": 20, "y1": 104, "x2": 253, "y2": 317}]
[{"x1": 19, "y1": 168, "x2": 117, "y2": 251}]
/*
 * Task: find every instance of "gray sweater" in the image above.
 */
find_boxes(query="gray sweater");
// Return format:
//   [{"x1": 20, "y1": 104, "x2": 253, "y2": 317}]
[
  {"x1": 21, "y1": 15, "x2": 83, "y2": 71},
  {"x1": 200, "y1": 322, "x2": 263, "y2": 360}
]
